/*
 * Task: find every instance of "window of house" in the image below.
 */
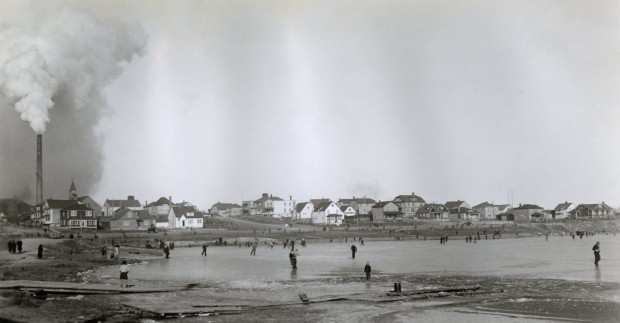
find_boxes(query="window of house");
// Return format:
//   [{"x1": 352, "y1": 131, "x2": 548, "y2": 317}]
[
  {"x1": 123, "y1": 220, "x2": 130, "y2": 226},
  {"x1": 86, "y1": 211, "x2": 92, "y2": 217},
  {"x1": 71, "y1": 211, "x2": 77, "y2": 217}
]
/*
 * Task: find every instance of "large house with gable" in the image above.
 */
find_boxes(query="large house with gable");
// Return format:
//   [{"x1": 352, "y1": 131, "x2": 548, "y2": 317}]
[
  {"x1": 392, "y1": 192, "x2": 425, "y2": 218},
  {"x1": 59, "y1": 203, "x2": 96, "y2": 229},
  {"x1": 253, "y1": 193, "x2": 295, "y2": 218},
  {"x1": 103, "y1": 196, "x2": 142, "y2": 217}
]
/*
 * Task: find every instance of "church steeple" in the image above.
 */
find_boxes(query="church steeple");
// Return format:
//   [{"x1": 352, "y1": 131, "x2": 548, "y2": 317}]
[{"x1": 69, "y1": 179, "x2": 77, "y2": 200}]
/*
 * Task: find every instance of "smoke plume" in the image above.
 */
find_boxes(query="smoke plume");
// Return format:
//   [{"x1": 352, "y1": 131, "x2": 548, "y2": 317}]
[{"x1": 0, "y1": 3, "x2": 146, "y2": 202}]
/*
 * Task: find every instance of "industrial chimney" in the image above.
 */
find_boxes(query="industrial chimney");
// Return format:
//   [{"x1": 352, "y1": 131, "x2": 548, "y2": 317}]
[{"x1": 36, "y1": 134, "x2": 43, "y2": 205}]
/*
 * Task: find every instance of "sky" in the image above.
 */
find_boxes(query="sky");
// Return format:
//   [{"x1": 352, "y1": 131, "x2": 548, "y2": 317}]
[{"x1": 1, "y1": 0, "x2": 619, "y2": 211}]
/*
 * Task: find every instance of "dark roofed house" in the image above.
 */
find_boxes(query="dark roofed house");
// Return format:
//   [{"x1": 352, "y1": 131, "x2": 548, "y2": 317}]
[
  {"x1": 103, "y1": 195, "x2": 141, "y2": 217},
  {"x1": 570, "y1": 203, "x2": 615, "y2": 219},
  {"x1": 60, "y1": 203, "x2": 96, "y2": 229},
  {"x1": 42, "y1": 199, "x2": 81, "y2": 227},
  {"x1": 393, "y1": 192, "x2": 426, "y2": 218},
  {"x1": 416, "y1": 203, "x2": 449, "y2": 221}
]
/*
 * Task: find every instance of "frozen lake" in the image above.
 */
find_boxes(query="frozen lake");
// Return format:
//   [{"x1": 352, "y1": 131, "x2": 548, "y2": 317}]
[{"x1": 96, "y1": 234, "x2": 619, "y2": 284}]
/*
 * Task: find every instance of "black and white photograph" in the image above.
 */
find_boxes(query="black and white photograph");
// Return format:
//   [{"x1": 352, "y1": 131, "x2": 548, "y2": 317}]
[{"x1": 0, "y1": 0, "x2": 619, "y2": 322}]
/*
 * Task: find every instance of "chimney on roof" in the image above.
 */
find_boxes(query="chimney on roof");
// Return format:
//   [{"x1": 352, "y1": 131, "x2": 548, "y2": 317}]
[
  {"x1": 262, "y1": 193, "x2": 268, "y2": 198},
  {"x1": 128, "y1": 195, "x2": 134, "y2": 200},
  {"x1": 169, "y1": 196, "x2": 172, "y2": 205},
  {"x1": 289, "y1": 195, "x2": 292, "y2": 201},
  {"x1": 270, "y1": 194, "x2": 272, "y2": 198}
]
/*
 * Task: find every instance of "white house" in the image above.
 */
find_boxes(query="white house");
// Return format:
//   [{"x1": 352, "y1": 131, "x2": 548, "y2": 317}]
[
  {"x1": 169, "y1": 206, "x2": 203, "y2": 229},
  {"x1": 554, "y1": 202, "x2": 576, "y2": 220},
  {"x1": 294, "y1": 202, "x2": 314, "y2": 222},
  {"x1": 312, "y1": 201, "x2": 344, "y2": 225},
  {"x1": 340, "y1": 205, "x2": 356, "y2": 218},
  {"x1": 272, "y1": 198, "x2": 295, "y2": 218}
]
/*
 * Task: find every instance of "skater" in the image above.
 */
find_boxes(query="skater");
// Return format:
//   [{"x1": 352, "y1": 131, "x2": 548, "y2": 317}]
[
  {"x1": 351, "y1": 244, "x2": 357, "y2": 259},
  {"x1": 114, "y1": 245, "x2": 120, "y2": 258},
  {"x1": 364, "y1": 262, "x2": 372, "y2": 281},
  {"x1": 593, "y1": 242, "x2": 601, "y2": 267},
  {"x1": 101, "y1": 247, "x2": 107, "y2": 257},
  {"x1": 164, "y1": 244, "x2": 170, "y2": 259},
  {"x1": 119, "y1": 261, "x2": 129, "y2": 287},
  {"x1": 290, "y1": 240, "x2": 295, "y2": 250},
  {"x1": 289, "y1": 249, "x2": 299, "y2": 269},
  {"x1": 250, "y1": 241, "x2": 257, "y2": 255},
  {"x1": 37, "y1": 244, "x2": 43, "y2": 259},
  {"x1": 16, "y1": 240, "x2": 22, "y2": 253},
  {"x1": 201, "y1": 243, "x2": 207, "y2": 256}
]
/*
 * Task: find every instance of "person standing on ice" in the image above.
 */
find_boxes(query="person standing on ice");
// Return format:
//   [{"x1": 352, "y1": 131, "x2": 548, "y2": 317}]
[
  {"x1": 364, "y1": 262, "x2": 372, "y2": 280},
  {"x1": 351, "y1": 244, "x2": 357, "y2": 259},
  {"x1": 289, "y1": 249, "x2": 299, "y2": 269},
  {"x1": 593, "y1": 242, "x2": 601, "y2": 267},
  {"x1": 250, "y1": 241, "x2": 257, "y2": 255}
]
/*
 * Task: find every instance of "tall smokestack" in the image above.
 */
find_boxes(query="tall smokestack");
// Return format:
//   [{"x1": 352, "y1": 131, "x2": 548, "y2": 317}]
[{"x1": 36, "y1": 134, "x2": 42, "y2": 205}]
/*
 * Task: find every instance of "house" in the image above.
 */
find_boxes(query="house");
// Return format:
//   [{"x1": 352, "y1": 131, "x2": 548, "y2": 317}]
[
  {"x1": 473, "y1": 202, "x2": 510, "y2": 220},
  {"x1": 145, "y1": 197, "x2": 172, "y2": 216},
  {"x1": 392, "y1": 192, "x2": 425, "y2": 218},
  {"x1": 448, "y1": 207, "x2": 480, "y2": 221},
  {"x1": 340, "y1": 205, "x2": 357, "y2": 219},
  {"x1": 415, "y1": 203, "x2": 450, "y2": 221},
  {"x1": 209, "y1": 202, "x2": 243, "y2": 217},
  {"x1": 100, "y1": 207, "x2": 148, "y2": 230},
  {"x1": 293, "y1": 202, "x2": 313, "y2": 222},
  {"x1": 59, "y1": 203, "x2": 96, "y2": 229},
  {"x1": 512, "y1": 204, "x2": 545, "y2": 222},
  {"x1": 103, "y1": 196, "x2": 142, "y2": 217},
  {"x1": 553, "y1": 202, "x2": 576, "y2": 220},
  {"x1": 312, "y1": 201, "x2": 344, "y2": 225},
  {"x1": 496, "y1": 212, "x2": 515, "y2": 221},
  {"x1": 41, "y1": 199, "x2": 79, "y2": 227},
  {"x1": 337, "y1": 197, "x2": 377, "y2": 216},
  {"x1": 444, "y1": 200, "x2": 471, "y2": 210},
  {"x1": 253, "y1": 193, "x2": 295, "y2": 218},
  {"x1": 371, "y1": 201, "x2": 399, "y2": 222},
  {"x1": 242, "y1": 200, "x2": 259, "y2": 215},
  {"x1": 570, "y1": 203, "x2": 615, "y2": 219},
  {"x1": 169, "y1": 206, "x2": 204, "y2": 229}
]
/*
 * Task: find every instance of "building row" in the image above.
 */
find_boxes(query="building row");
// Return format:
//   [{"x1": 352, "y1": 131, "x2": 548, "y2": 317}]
[{"x1": 29, "y1": 182, "x2": 617, "y2": 230}]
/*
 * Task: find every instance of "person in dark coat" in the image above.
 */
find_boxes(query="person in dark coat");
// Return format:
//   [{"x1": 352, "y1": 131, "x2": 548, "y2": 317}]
[
  {"x1": 37, "y1": 244, "x2": 43, "y2": 259},
  {"x1": 201, "y1": 243, "x2": 207, "y2": 256},
  {"x1": 289, "y1": 249, "x2": 299, "y2": 269},
  {"x1": 164, "y1": 245, "x2": 170, "y2": 259},
  {"x1": 351, "y1": 244, "x2": 357, "y2": 259},
  {"x1": 364, "y1": 262, "x2": 372, "y2": 281},
  {"x1": 593, "y1": 242, "x2": 601, "y2": 267},
  {"x1": 16, "y1": 240, "x2": 22, "y2": 253}
]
